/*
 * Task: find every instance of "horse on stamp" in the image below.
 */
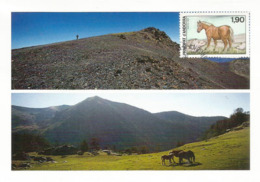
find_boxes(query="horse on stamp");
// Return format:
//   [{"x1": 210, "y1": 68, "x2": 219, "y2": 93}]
[{"x1": 197, "y1": 21, "x2": 234, "y2": 51}]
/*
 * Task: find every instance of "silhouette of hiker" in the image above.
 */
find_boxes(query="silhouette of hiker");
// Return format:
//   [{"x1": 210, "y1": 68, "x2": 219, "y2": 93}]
[{"x1": 76, "y1": 35, "x2": 79, "y2": 40}]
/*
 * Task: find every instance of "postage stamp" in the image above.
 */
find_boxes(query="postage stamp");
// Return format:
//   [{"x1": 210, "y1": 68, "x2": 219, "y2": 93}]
[{"x1": 180, "y1": 12, "x2": 250, "y2": 58}]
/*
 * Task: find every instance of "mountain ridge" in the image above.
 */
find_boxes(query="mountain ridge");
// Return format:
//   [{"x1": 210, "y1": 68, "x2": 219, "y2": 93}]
[
  {"x1": 154, "y1": 110, "x2": 225, "y2": 118},
  {"x1": 12, "y1": 27, "x2": 249, "y2": 89},
  {"x1": 12, "y1": 96, "x2": 226, "y2": 151}
]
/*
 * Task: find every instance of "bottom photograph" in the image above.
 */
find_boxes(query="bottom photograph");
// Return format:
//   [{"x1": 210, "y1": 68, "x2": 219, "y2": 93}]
[{"x1": 11, "y1": 93, "x2": 250, "y2": 170}]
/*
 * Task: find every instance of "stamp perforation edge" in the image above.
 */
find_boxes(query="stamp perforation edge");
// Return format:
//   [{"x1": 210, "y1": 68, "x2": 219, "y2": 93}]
[{"x1": 179, "y1": 11, "x2": 250, "y2": 58}]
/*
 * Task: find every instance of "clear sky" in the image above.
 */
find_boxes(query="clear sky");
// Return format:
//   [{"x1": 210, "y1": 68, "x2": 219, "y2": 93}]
[
  {"x1": 12, "y1": 93, "x2": 250, "y2": 117},
  {"x1": 12, "y1": 12, "x2": 180, "y2": 49}
]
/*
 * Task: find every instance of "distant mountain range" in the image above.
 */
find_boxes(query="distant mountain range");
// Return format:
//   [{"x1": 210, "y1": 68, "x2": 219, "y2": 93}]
[
  {"x1": 12, "y1": 27, "x2": 249, "y2": 89},
  {"x1": 12, "y1": 96, "x2": 226, "y2": 151}
]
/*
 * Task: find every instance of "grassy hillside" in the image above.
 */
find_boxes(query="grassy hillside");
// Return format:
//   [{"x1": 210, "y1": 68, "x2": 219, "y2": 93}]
[{"x1": 14, "y1": 126, "x2": 249, "y2": 170}]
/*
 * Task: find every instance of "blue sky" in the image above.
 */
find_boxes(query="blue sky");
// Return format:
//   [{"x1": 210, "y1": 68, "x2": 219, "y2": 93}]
[
  {"x1": 12, "y1": 93, "x2": 250, "y2": 117},
  {"x1": 12, "y1": 12, "x2": 180, "y2": 49}
]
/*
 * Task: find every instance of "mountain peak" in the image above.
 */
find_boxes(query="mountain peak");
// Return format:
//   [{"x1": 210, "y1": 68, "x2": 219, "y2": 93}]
[
  {"x1": 76, "y1": 96, "x2": 108, "y2": 106},
  {"x1": 142, "y1": 27, "x2": 161, "y2": 33},
  {"x1": 141, "y1": 27, "x2": 170, "y2": 40},
  {"x1": 87, "y1": 96, "x2": 103, "y2": 100}
]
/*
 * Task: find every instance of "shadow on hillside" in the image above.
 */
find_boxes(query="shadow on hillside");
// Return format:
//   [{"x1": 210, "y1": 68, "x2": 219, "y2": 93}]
[{"x1": 168, "y1": 162, "x2": 202, "y2": 167}]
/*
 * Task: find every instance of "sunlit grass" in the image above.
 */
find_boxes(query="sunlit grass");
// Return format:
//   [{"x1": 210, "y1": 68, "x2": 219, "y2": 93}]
[{"x1": 16, "y1": 127, "x2": 249, "y2": 170}]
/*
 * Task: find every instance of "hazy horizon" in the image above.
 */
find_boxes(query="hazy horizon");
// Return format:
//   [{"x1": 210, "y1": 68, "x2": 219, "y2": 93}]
[{"x1": 12, "y1": 93, "x2": 250, "y2": 117}]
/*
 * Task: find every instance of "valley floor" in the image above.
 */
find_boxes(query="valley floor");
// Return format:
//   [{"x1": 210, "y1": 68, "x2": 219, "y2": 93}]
[{"x1": 13, "y1": 127, "x2": 249, "y2": 170}]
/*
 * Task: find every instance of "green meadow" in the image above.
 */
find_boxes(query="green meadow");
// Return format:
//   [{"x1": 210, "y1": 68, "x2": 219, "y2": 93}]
[{"x1": 14, "y1": 127, "x2": 249, "y2": 170}]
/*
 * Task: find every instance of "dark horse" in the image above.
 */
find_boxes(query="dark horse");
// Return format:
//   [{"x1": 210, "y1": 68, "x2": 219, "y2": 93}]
[
  {"x1": 169, "y1": 150, "x2": 183, "y2": 163},
  {"x1": 161, "y1": 154, "x2": 174, "y2": 165},
  {"x1": 178, "y1": 150, "x2": 195, "y2": 164},
  {"x1": 197, "y1": 21, "x2": 234, "y2": 51},
  {"x1": 170, "y1": 150, "x2": 195, "y2": 164}
]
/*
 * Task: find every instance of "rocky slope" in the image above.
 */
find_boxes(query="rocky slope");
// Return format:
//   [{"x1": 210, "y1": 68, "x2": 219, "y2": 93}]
[
  {"x1": 12, "y1": 27, "x2": 249, "y2": 89},
  {"x1": 229, "y1": 59, "x2": 250, "y2": 79}
]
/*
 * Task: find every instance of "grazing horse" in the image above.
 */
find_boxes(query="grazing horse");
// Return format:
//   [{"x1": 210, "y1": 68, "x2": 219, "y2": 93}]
[
  {"x1": 197, "y1": 21, "x2": 234, "y2": 51},
  {"x1": 177, "y1": 150, "x2": 195, "y2": 164},
  {"x1": 161, "y1": 154, "x2": 174, "y2": 165},
  {"x1": 169, "y1": 150, "x2": 183, "y2": 163}
]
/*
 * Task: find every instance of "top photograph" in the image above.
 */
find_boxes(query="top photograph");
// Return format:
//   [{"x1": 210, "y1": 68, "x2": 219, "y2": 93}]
[{"x1": 11, "y1": 12, "x2": 250, "y2": 89}]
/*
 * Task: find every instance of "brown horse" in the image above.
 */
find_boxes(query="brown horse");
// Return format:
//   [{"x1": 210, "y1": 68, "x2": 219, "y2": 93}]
[
  {"x1": 161, "y1": 154, "x2": 174, "y2": 165},
  {"x1": 178, "y1": 150, "x2": 195, "y2": 164},
  {"x1": 197, "y1": 21, "x2": 234, "y2": 51},
  {"x1": 169, "y1": 150, "x2": 183, "y2": 163}
]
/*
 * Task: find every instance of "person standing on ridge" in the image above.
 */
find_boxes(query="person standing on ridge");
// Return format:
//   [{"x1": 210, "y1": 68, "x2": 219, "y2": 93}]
[{"x1": 76, "y1": 34, "x2": 79, "y2": 40}]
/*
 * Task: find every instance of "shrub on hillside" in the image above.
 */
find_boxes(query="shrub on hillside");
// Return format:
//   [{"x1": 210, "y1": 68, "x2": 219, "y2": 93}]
[
  {"x1": 80, "y1": 140, "x2": 89, "y2": 152},
  {"x1": 12, "y1": 133, "x2": 50, "y2": 155},
  {"x1": 202, "y1": 108, "x2": 249, "y2": 140}
]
